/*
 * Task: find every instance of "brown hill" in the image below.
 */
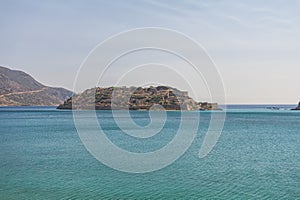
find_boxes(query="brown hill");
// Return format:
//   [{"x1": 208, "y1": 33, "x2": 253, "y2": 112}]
[{"x1": 0, "y1": 66, "x2": 73, "y2": 106}]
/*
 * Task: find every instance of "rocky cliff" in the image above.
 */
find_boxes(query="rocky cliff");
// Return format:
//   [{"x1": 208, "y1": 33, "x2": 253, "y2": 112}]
[
  {"x1": 0, "y1": 66, "x2": 73, "y2": 106},
  {"x1": 57, "y1": 86, "x2": 220, "y2": 111}
]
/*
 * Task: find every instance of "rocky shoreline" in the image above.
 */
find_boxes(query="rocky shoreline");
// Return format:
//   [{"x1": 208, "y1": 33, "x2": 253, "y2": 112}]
[{"x1": 57, "y1": 86, "x2": 221, "y2": 111}]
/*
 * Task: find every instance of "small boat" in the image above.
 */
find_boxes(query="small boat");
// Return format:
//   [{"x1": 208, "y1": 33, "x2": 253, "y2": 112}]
[{"x1": 266, "y1": 107, "x2": 280, "y2": 110}]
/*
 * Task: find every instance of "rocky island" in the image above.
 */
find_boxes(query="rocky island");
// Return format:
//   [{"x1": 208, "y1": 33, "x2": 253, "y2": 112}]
[
  {"x1": 291, "y1": 101, "x2": 300, "y2": 110},
  {"x1": 57, "y1": 86, "x2": 221, "y2": 111}
]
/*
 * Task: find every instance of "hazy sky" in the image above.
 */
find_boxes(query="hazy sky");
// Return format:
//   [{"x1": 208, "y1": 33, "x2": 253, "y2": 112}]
[{"x1": 0, "y1": 0, "x2": 299, "y2": 104}]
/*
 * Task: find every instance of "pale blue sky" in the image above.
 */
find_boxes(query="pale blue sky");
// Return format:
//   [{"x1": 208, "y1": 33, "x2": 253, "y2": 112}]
[{"x1": 0, "y1": 0, "x2": 299, "y2": 103}]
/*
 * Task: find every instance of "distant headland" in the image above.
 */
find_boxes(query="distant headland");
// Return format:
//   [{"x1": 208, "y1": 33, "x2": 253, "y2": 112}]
[
  {"x1": 291, "y1": 101, "x2": 300, "y2": 110},
  {"x1": 0, "y1": 66, "x2": 72, "y2": 106},
  {"x1": 57, "y1": 86, "x2": 221, "y2": 111}
]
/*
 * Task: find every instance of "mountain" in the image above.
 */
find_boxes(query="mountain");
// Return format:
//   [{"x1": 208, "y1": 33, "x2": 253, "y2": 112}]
[
  {"x1": 0, "y1": 66, "x2": 73, "y2": 106},
  {"x1": 57, "y1": 86, "x2": 220, "y2": 110}
]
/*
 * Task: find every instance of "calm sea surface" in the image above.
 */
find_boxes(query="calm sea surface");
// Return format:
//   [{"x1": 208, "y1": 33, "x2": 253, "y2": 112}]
[{"x1": 0, "y1": 105, "x2": 299, "y2": 199}]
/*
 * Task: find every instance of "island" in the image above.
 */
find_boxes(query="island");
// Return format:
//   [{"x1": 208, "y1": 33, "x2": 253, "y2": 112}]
[
  {"x1": 291, "y1": 101, "x2": 300, "y2": 110},
  {"x1": 57, "y1": 86, "x2": 221, "y2": 111}
]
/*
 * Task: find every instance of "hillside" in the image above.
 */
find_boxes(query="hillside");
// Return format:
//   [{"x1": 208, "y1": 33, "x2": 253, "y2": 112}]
[
  {"x1": 57, "y1": 86, "x2": 220, "y2": 111},
  {"x1": 0, "y1": 66, "x2": 73, "y2": 106}
]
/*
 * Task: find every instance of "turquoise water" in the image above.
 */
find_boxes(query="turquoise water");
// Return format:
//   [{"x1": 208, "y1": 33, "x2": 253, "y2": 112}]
[{"x1": 0, "y1": 106, "x2": 300, "y2": 199}]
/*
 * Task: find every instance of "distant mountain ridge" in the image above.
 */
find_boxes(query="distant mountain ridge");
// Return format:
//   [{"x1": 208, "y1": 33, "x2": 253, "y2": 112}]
[{"x1": 0, "y1": 66, "x2": 73, "y2": 106}]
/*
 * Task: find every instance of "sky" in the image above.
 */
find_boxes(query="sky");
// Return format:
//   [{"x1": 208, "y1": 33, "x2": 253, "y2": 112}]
[{"x1": 0, "y1": 0, "x2": 299, "y2": 104}]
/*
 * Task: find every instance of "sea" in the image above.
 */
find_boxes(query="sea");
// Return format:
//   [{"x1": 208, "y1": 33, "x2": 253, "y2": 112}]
[{"x1": 0, "y1": 105, "x2": 299, "y2": 199}]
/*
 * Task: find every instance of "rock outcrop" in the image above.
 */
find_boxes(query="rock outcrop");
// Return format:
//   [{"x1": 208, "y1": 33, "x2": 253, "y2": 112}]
[
  {"x1": 291, "y1": 101, "x2": 300, "y2": 110},
  {"x1": 57, "y1": 86, "x2": 221, "y2": 111}
]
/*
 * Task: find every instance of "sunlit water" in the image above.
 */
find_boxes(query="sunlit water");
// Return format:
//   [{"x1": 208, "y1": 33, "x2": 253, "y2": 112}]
[{"x1": 0, "y1": 106, "x2": 299, "y2": 199}]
